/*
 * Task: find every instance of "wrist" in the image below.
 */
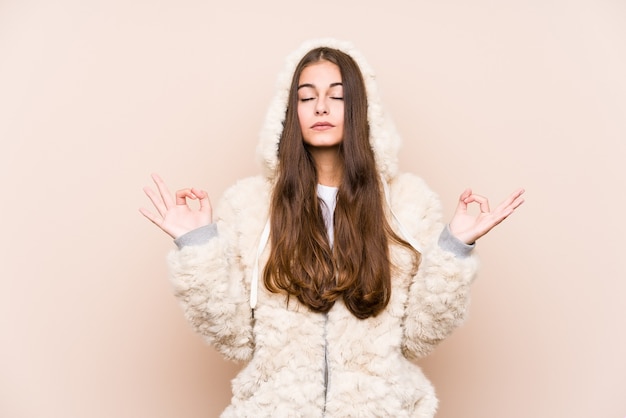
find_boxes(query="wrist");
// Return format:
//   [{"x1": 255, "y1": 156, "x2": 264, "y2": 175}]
[{"x1": 439, "y1": 225, "x2": 475, "y2": 258}]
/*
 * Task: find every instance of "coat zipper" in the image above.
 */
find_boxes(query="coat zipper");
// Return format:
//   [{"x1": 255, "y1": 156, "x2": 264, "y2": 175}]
[{"x1": 322, "y1": 312, "x2": 329, "y2": 416}]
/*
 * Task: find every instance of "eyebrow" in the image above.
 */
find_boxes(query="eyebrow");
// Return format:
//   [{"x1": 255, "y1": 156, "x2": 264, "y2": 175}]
[{"x1": 297, "y1": 82, "x2": 343, "y2": 90}]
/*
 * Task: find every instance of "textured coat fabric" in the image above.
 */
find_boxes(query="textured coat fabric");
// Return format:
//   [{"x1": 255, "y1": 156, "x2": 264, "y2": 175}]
[{"x1": 167, "y1": 39, "x2": 479, "y2": 417}]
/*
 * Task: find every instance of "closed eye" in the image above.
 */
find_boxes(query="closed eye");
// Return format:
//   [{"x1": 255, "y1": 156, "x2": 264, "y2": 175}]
[{"x1": 299, "y1": 97, "x2": 315, "y2": 102}]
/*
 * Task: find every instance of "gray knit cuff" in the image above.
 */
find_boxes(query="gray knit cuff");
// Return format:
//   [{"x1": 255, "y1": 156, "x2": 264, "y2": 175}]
[
  {"x1": 174, "y1": 224, "x2": 218, "y2": 249},
  {"x1": 438, "y1": 225, "x2": 475, "y2": 258}
]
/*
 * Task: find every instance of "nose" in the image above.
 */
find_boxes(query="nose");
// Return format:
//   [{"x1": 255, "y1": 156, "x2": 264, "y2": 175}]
[{"x1": 315, "y1": 99, "x2": 329, "y2": 115}]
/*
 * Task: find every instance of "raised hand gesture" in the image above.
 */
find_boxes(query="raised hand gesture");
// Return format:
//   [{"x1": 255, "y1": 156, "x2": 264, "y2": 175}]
[
  {"x1": 449, "y1": 188, "x2": 525, "y2": 245},
  {"x1": 140, "y1": 173, "x2": 212, "y2": 239}
]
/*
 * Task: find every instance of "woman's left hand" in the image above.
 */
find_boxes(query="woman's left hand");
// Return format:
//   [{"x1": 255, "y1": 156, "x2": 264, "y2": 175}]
[{"x1": 449, "y1": 188, "x2": 525, "y2": 245}]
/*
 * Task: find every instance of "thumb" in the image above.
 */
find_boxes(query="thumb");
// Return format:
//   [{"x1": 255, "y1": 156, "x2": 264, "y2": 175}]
[{"x1": 455, "y1": 188, "x2": 472, "y2": 213}]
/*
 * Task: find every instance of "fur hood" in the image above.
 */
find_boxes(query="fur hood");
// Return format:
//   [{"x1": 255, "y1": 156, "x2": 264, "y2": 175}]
[{"x1": 256, "y1": 38, "x2": 402, "y2": 181}]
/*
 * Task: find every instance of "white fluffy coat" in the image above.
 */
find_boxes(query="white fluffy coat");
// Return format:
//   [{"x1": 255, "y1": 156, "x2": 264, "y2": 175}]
[{"x1": 167, "y1": 39, "x2": 478, "y2": 417}]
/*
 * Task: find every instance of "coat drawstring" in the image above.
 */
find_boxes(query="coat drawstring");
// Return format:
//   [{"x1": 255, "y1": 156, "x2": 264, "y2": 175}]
[{"x1": 250, "y1": 219, "x2": 271, "y2": 315}]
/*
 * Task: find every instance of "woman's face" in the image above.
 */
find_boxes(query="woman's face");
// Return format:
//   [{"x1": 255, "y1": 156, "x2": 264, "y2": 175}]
[{"x1": 297, "y1": 60, "x2": 344, "y2": 149}]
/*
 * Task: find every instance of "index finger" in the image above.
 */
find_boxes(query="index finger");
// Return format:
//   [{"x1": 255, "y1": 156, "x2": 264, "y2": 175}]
[{"x1": 464, "y1": 193, "x2": 491, "y2": 214}]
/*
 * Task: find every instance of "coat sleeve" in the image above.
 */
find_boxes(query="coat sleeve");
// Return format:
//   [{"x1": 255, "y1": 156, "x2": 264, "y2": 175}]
[
  {"x1": 166, "y1": 178, "x2": 266, "y2": 363},
  {"x1": 391, "y1": 173, "x2": 479, "y2": 360}
]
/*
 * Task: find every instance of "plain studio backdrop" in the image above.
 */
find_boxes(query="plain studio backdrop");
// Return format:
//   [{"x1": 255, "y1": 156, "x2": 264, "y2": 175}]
[{"x1": 1, "y1": 0, "x2": 624, "y2": 417}]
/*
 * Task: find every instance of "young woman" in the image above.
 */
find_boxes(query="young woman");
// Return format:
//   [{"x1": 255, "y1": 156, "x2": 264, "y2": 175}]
[{"x1": 141, "y1": 39, "x2": 524, "y2": 417}]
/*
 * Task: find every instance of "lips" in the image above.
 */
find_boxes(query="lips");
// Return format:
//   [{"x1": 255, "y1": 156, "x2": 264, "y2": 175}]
[{"x1": 311, "y1": 122, "x2": 335, "y2": 130}]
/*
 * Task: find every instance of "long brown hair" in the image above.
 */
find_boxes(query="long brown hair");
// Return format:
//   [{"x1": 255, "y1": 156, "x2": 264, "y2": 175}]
[{"x1": 263, "y1": 47, "x2": 419, "y2": 319}]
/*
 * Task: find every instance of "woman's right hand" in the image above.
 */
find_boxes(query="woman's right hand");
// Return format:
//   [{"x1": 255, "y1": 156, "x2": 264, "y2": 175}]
[{"x1": 139, "y1": 173, "x2": 212, "y2": 239}]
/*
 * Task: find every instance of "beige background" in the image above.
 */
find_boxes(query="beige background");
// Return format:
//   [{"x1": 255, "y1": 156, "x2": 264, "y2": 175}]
[{"x1": 1, "y1": 0, "x2": 625, "y2": 417}]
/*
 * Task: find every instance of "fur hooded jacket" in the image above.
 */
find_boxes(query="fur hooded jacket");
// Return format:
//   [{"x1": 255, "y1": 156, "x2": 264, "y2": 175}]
[{"x1": 167, "y1": 39, "x2": 479, "y2": 417}]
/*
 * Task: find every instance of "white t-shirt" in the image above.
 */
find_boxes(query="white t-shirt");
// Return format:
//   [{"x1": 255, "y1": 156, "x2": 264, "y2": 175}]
[{"x1": 317, "y1": 184, "x2": 338, "y2": 247}]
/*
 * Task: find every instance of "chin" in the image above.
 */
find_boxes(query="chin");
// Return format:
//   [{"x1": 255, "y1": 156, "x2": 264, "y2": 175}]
[{"x1": 305, "y1": 142, "x2": 342, "y2": 149}]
